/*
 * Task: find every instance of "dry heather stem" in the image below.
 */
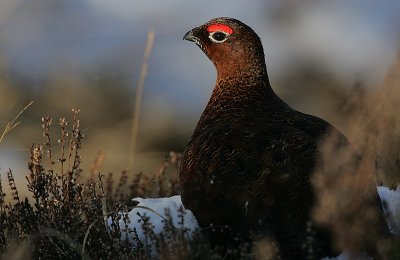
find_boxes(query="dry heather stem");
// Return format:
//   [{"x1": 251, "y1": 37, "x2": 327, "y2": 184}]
[{"x1": 313, "y1": 54, "x2": 400, "y2": 256}]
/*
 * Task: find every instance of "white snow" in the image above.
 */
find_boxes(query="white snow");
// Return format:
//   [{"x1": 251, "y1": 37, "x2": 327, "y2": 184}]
[
  {"x1": 109, "y1": 186, "x2": 400, "y2": 259},
  {"x1": 108, "y1": 195, "x2": 199, "y2": 243},
  {"x1": 322, "y1": 251, "x2": 373, "y2": 260},
  {"x1": 377, "y1": 185, "x2": 400, "y2": 235}
]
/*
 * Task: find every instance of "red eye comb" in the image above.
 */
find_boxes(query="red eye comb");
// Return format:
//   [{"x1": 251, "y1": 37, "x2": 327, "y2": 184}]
[{"x1": 206, "y1": 24, "x2": 233, "y2": 35}]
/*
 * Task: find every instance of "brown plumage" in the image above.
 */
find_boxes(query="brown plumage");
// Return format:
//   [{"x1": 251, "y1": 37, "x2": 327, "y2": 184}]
[{"x1": 179, "y1": 17, "x2": 379, "y2": 259}]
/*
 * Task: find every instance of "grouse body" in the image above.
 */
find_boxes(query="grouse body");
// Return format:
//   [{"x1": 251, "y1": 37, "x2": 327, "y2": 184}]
[{"x1": 180, "y1": 17, "x2": 352, "y2": 259}]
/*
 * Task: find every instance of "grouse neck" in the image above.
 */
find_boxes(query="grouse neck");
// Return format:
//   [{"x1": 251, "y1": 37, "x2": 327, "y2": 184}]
[
  {"x1": 205, "y1": 75, "x2": 279, "y2": 116},
  {"x1": 214, "y1": 52, "x2": 268, "y2": 81},
  {"x1": 213, "y1": 74, "x2": 275, "y2": 103},
  {"x1": 191, "y1": 76, "x2": 278, "y2": 139}
]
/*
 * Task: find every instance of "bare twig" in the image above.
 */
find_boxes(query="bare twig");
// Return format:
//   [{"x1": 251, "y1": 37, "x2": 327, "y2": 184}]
[{"x1": 129, "y1": 30, "x2": 155, "y2": 170}]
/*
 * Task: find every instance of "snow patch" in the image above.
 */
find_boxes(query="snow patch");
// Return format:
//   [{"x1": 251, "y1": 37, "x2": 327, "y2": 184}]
[
  {"x1": 322, "y1": 251, "x2": 372, "y2": 260},
  {"x1": 377, "y1": 185, "x2": 400, "y2": 234},
  {"x1": 108, "y1": 195, "x2": 198, "y2": 243}
]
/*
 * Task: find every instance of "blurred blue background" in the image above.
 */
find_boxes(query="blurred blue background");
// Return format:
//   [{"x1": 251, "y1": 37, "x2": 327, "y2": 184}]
[{"x1": 0, "y1": 0, "x2": 399, "y2": 184}]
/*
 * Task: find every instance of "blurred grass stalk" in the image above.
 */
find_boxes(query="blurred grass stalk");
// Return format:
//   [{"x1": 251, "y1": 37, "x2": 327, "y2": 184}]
[
  {"x1": 129, "y1": 31, "x2": 155, "y2": 170},
  {"x1": 0, "y1": 101, "x2": 33, "y2": 145}
]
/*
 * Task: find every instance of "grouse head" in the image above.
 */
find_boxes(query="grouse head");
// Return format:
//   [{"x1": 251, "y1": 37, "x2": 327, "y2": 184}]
[{"x1": 183, "y1": 17, "x2": 268, "y2": 80}]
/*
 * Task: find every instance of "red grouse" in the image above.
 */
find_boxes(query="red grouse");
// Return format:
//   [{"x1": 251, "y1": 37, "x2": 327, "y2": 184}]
[{"x1": 179, "y1": 17, "x2": 382, "y2": 259}]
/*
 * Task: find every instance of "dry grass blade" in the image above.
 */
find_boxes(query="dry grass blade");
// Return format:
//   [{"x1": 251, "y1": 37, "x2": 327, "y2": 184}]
[
  {"x1": 90, "y1": 150, "x2": 105, "y2": 179},
  {"x1": 0, "y1": 101, "x2": 33, "y2": 145},
  {"x1": 129, "y1": 30, "x2": 155, "y2": 170}
]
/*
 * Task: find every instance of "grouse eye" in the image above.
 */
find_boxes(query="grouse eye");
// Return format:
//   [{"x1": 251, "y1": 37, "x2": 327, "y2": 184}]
[{"x1": 209, "y1": 31, "x2": 228, "y2": 43}]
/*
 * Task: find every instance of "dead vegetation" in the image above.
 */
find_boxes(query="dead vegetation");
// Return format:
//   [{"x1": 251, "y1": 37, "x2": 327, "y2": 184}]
[
  {"x1": 313, "y1": 55, "x2": 400, "y2": 258},
  {"x1": 0, "y1": 109, "x2": 209, "y2": 259}
]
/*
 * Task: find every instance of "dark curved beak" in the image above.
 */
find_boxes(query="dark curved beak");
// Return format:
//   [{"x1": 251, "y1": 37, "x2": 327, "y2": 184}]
[{"x1": 183, "y1": 29, "x2": 196, "y2": 42}]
